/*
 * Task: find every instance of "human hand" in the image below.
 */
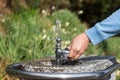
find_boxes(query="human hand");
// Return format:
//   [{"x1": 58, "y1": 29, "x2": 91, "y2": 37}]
[{"x1": 68, "y1": 33, "x2": 90, "y2": 60}]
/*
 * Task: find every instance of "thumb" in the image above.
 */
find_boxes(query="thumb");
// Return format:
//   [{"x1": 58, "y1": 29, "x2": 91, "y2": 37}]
[{"x1": 67, "y1": 45, "x2": 71, "y2": 50}]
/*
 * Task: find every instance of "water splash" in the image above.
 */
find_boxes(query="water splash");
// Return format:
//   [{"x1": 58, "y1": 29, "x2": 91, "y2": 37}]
[{"x1": 53, "y1": 18, "x2": 61, "y2": 39}]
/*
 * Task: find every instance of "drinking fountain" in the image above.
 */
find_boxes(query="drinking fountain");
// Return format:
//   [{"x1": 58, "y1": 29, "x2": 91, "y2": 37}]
[{"x1": 6, "y1": 19, "x2": 120, "y2": 80}]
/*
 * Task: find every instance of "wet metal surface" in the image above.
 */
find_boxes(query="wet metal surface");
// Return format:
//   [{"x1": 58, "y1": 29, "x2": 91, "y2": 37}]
[{"x1": 19, "y1": 57, "x2": 113, "y2": 73}]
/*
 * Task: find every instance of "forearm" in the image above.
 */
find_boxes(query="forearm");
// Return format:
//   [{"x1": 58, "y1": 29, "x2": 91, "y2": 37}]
[{"x1": 86, "y1": 9, "x2": 120, "y2": 45}]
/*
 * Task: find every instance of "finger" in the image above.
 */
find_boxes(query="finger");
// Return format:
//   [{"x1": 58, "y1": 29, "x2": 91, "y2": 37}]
[
  {"x1": 68, "y1": 49, "x2": 76, "y2": 58},
  {"x1": 68, "y1": 43, "x2": 81, "y2": 59},
  {"x1": 73, "y1": 50, "x2": 83, "y2": 59},
  {"x1": 73, "y1": 43, "x2": 86, "y2": 59},
  {"x1": 73, "y1": 42, "x2": 88, "y2": 59},
  {"x1": 68, "y1": 44, "x2": 76, "y2": 58},
  {"x1": 71, "y1": 40, "x2": 81, "y2": 51},
  {"x1": 67, "y1": 45, "x2": 71, "y2": 50}
]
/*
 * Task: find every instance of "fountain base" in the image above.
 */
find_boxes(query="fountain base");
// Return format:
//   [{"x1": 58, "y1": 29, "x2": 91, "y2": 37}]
[{"x1": 6, "y1": 56, "x2": 120, "y2": 80}]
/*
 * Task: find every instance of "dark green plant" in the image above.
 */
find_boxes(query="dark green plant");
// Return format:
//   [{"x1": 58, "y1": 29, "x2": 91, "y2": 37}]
[{"x1": 78, "y1": 0, "x2": 120, "y2": 26}]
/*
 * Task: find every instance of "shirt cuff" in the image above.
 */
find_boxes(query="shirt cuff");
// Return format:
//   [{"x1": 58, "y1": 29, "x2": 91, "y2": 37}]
[{"x1": 85, "y1": 27, "x2": 104, "y2": 45}]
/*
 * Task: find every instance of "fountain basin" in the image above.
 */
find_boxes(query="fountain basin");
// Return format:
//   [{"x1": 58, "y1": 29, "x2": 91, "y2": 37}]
[{"x1": 6, "y1": 56, "x2": 120, "y2": 80}]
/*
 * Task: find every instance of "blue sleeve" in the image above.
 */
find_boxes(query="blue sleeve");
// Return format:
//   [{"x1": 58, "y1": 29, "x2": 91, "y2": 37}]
[{"x1": 85, "y1": 9, "x2": 120, "y2": 45}]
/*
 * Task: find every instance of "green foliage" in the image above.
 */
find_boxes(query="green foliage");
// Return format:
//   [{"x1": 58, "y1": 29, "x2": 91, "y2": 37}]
[
  {"x1": 0, "y1": 10, "x2": 54, "y2": 62},
  {"x1": 101, "y1": 37, "x2": 120, "y2": 58},
  {"x1": 85, "y1": 37, "x2": 120, "y2": 59},
  {"x1": 1, "y1": 9, "x2": 120, "y2": 62},
  {"x1": 51, "y1": 9, "x2": 86, "y2": 40},
  {"x1": 85, "y1": 44, "x2": 103, "y2": 56},
  {"x1": 50, "y1": 9, "x2": 86, "y2": 49},
  {"x1": 0, "y1": 9, "x2": 86, "y2": 62},
  {"x1": 5, "y1": 0, "x2": 120, "y2": 26},
  {"x1": 116, "y1": 75, "x2": 120, "y2": 80}
]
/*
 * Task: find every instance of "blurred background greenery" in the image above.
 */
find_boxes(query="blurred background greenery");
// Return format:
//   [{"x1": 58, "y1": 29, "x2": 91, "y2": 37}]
[{"x1": 0, "y1": 0, "x2": 120, "y2": 80}]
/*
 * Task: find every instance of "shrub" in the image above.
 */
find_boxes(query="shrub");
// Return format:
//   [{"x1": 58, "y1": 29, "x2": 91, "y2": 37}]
[
  {"x1": 100, "y1": 37, "x2": 120, "y2": 58},
  {"x1": 51, "y1": 9, "x2": 86, "y2": 41},
  {"x1": 0, "y1": 9, "x2": 86, "y2": 62},
  {"x1": 0, "y1": 10, "x2": 54, "y2": 62},
  {"x1": 85, "y1": 37, "x2": 120, "y2": 59}
]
